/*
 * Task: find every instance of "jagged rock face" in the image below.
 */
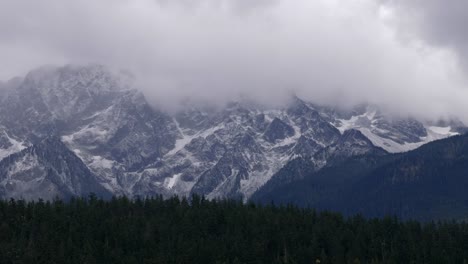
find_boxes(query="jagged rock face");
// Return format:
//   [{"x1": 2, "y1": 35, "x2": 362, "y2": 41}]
[
  {"x1": 313, "y1": 129, "x2": 387, "y2": 169},
  {"x1": 0, "y1": 138, "x2": 110, "y2": 200},
  {"x1": 263, "y1": 118, "x2": 295, "y2": 143},
  {"x1": 136, "y1": 99, "x2": 346, "y2": 200},
  {"x1": 328, "y1": 105, "x2": 461, "y2": 153},
  {"x1": 0, "y1": 65, "x2": 464, "y2": 201},
  {"x1": 0, "y1": 66, "x2": 126, "y2": 137},
  {"x1": 250, "y1": 157, "x2": 317, "y2": 202},
  {"x1": 253, "y1": 133, "x2": 468, "y2": 220},
  {"x1": 252, "y1": 129, "x2": 387, "y2": 200},
  {"x1": 372, "y1": 119, "x2": 427, "y2": 144},
  {"x1": 63, "y1": 91, "x2": 178, "y2": 170},
  {"x1": 0, "y1": 129, "x2": 26, "y2": 161}
]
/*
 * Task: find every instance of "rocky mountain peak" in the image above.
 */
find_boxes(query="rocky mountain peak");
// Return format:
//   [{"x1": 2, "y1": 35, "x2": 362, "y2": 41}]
[{"x1": 0, "y1": 64, "x2": 464, "y2": 201}]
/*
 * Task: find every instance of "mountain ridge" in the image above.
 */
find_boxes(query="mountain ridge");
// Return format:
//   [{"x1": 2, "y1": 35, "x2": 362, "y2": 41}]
[
  {"x1": 0, "y1": 64, "x2": 464, "y2": 202},
  {"x1": 252, "y1": 133, "x2": 468, "y2": 220}
]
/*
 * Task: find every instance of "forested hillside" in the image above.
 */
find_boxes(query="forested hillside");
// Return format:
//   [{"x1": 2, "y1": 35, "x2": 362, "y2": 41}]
[
  {"x1": 1, "y1": 196, "x2": 468, "y2": 264},
  {"x1": 253, "y1": 134, "x2": 468, "y2": 220}
]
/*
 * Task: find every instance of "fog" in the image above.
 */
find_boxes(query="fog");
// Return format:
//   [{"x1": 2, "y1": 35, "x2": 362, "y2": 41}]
[{"x1": 0, "y1": 0, "x2": 467, "y2": 121}]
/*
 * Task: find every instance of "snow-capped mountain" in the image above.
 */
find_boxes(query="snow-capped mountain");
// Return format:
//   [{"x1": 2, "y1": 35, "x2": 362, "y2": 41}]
[
  {"x1": 0, "y1": 129, "x2": 26, "y2": 161},
  {"x1": 0, "y1": 65, "x2": 464, "y2": 200},
  {"x1": 0, "y1": 137, "x2": 110, "y2": 200},
  {"x1": 326, "y1": 105, "x2": 462, "y2": 153}
]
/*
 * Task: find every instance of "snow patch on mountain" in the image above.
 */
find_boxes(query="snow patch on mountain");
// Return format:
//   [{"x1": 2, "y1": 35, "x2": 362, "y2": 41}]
[
  {"x1": 356, "y1": 128, "x2": 421, "y2": 153},
  {"x1": 273, "y1": 123, "x2": 301, "y2": 148},
  {"x1": 7, "y1": 153, "x2": 41, "y2": 177},
  {"x1": 336, "y1": 112, "x2": 374, "y2": 133},
  {"x1": 89, "y1": 155, "x2": 115, "y2": 170},
  {"x1": 165, "y1": 173, "x2": 182, "y2": 189},
  {"x1": 2, "y1": 65, "x2": 466, "y2": 201},
  {"x1": 427, "y1": 126, "x2": 458, "y2": 136},
  {"x1": 335, "y1": 110, "x2": 459, "y2": 153},
  {"x1": 0, "y1": 131, "x2": 27, "y2": 161}
]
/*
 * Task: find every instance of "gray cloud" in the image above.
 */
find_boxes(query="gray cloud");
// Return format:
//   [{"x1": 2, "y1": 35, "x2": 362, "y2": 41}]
[
  {"x1": 0, "y1": 0, "x2": 467, "y2": 122},
  {"x1": 381, "y1": 0, "x2": 468, "y2": 71}
]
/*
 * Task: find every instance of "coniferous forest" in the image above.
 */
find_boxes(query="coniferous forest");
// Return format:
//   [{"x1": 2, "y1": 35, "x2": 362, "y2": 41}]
[{"x1": 1, "y1": 195, "x2": 468, "y2": 264}]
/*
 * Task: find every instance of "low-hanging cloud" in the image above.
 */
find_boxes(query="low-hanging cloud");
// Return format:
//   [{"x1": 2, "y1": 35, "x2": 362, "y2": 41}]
[
  {"x1": 381, "y1": 0, "x2": 468, "y2": 71},
  {"x1": 0, "y1": 0, "x2": 467, "y2": 121}
]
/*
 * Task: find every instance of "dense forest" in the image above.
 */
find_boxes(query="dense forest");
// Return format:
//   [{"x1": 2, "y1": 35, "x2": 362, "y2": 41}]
[{"x1": 1, "y1": 195, "x2": 468, "y2": 264}]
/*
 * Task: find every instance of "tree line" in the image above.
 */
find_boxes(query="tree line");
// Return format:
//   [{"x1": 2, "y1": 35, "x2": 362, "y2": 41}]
[{"x1": 0, "y1": 195, "x2": 467, "y2": 264}]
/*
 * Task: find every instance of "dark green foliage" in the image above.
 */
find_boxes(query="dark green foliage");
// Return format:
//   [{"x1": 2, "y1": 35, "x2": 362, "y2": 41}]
[{"x1": 1, "y1": 196, "x2": 468, "y2": 263}]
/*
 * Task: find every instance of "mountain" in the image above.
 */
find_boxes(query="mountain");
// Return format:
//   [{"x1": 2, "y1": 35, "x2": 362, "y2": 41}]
[
  {"x1": 0, "y1": 137, "x2": 110, "y2": 200},
  {"x1": 325, "y1": 105, "x2": 461, "y2": 153},
  {"x1": 0, "y1": 64, "x2": 464, "y2": 201},
  {"x1": 252, "y1": 133, "x2": 468, "y2": 220},
  {"x1": 252, "y1": 129, "x2": 387, "y2": 199}
]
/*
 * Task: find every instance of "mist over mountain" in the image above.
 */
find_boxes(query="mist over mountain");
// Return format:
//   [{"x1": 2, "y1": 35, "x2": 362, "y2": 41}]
[
  {"x1": 0, "y1": 64, "x2": 465, "y2": 210},
  {"x1": 1, "y1": 0, "x2": 468, "y2": 222},
  {"x1": 1, "y1": 0, "x2": 468, "y2": 122},
  {"x1": 3, "y1": 2, "x2": 468, "y2": 263}
]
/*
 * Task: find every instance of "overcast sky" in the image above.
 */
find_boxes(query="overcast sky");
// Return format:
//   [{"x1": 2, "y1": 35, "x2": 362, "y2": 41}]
[{"x1": 0, "y1": 0, "x2": 467, "y2": 121}]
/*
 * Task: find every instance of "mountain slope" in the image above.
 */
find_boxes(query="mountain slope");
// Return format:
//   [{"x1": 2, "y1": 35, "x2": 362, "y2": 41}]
[
  {"x1": 252, "y1": 134, "x2": 468, "y2": 220},
  {"x1": 329, "y1": 105, "x2": 461, "y2": 153},
  {"x1": 0, "y1": 64, "x2": 464, "y2": 201},
  {"x1": 251, "y1": 129, "x2": 387, "y2": 200},
  {"x1": 349, "y1": 133, "x2": 468, "y2": 220},
  {"x1": 0, "y1": 138, "x2": 111, "y2": 200}
]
